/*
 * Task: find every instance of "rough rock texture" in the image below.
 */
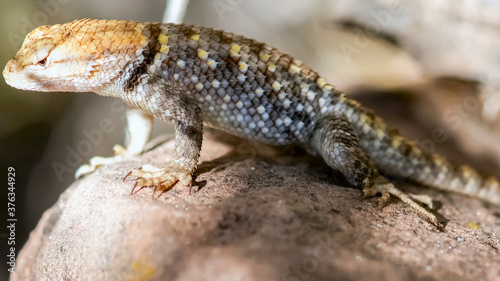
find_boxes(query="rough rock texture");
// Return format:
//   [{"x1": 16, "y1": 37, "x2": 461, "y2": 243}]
[{"x1": 12, "y1": 131, "x2": 500, "y2": 281}]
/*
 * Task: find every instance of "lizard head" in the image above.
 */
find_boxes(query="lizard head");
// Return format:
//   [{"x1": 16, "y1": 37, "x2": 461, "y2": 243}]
[{"x1": 3, "y1": 19, "x2": 146, "y2": 93}]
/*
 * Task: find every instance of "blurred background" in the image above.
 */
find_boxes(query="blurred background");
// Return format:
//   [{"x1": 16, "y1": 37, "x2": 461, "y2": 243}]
[{"x1": 1, "y1": 0, "x2": 500, "y2": 279}]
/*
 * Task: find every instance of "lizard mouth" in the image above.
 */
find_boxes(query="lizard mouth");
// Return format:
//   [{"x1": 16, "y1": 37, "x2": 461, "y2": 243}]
[{"x1": 3, "y1": 59, "x2": 47, "y2": 92}]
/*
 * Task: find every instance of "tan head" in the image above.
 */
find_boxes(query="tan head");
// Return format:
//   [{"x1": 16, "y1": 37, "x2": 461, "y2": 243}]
[{"x1": 3, "y1": 19, "x2": 146, "y2": 92}]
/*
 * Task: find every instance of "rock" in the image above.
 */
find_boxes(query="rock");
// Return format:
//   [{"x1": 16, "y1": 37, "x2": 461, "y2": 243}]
[{"x1": 12, "y1": 132, "x2": 500, "y2": 281}]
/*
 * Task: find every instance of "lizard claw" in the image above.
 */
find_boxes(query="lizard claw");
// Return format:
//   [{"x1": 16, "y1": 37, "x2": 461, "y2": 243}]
[
  {"x1": 124, "y1": 164, "x2": 192, "y2": 197},
  {"x1": 153, "y1": 186, "x2": 169, "y2": 200},
  {"x1": 130, "y1": 182, "x2": 150, "y2": 195},
  {"x1": 124, "y1": 170, "x2": 134, "y2": 183}
]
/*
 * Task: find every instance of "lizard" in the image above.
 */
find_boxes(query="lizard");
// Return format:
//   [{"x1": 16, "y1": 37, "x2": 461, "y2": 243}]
[{"x1": 3, "y1": 19, "x2": 500, "y2": 227}]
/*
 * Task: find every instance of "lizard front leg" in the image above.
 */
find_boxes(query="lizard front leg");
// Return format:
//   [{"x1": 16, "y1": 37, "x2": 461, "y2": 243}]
[
  {"x1": 126, "y1": 93, "x2": 203, "y2": 195},
  {"x1": 75, "y1": 108, "x2": 153, "y2": 178},
  {"x1": 311, "y1": 114, "x2": 439, "y2": 226}
]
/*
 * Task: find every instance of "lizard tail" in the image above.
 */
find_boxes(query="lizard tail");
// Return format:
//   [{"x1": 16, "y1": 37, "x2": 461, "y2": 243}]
[
  {"x1": 410, "y1": 151, "x2": 500, "y2": 205},
  {"x1": 346, "y1": 101, "x2": 500, "y2": 205},
  {"x1": 369, "y1": 128, "x2": 500, "y2": 205}
]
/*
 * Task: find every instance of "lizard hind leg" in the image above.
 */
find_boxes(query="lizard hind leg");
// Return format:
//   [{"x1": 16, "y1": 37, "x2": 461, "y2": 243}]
[{"x1": 311, "y1": 115, "x2": 439, "y2": 226}]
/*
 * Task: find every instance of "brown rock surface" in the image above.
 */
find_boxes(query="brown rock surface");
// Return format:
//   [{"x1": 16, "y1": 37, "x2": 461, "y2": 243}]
[{"x1": 12, "y1": 132, "x2": 500, "y2": 281}]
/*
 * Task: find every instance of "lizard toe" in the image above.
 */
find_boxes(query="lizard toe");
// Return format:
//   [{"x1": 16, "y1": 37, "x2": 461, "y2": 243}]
[{"x1": 126, "y1": 164, "x2": 193, "y2": 196}]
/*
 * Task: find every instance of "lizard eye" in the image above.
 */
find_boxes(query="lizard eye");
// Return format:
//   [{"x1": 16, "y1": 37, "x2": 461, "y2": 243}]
[
  {"x1": 32, "y1": 46, "x2": 52, "y2": 67},
  {"x1": 37, "y1": 58, "x2": 47, "y2": 66}
]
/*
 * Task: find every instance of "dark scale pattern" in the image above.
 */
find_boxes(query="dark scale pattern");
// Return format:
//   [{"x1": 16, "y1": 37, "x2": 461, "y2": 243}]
[
  {"x1": 134, "y1": 23, "x2": 325, "y2": 145},
  {"x1": 124, "y1": 23, "x2": 162, "y2": 91}
]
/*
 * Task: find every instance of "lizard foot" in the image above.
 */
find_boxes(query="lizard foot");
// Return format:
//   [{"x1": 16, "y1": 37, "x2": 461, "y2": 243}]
[
  {"x1": 362, "y1": 176, "x2": 440, "y2": 227},
  {"x1": 125, "y1": 164, "x2": 192, "y2": 197},
  {"x1": 75, "y1": 145, "x2": 133, "y2": 179}
]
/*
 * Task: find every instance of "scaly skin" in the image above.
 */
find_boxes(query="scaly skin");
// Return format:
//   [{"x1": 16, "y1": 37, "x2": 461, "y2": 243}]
[{"x1": 4, "y1": 19, "x2": 500, "y2": 226}]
